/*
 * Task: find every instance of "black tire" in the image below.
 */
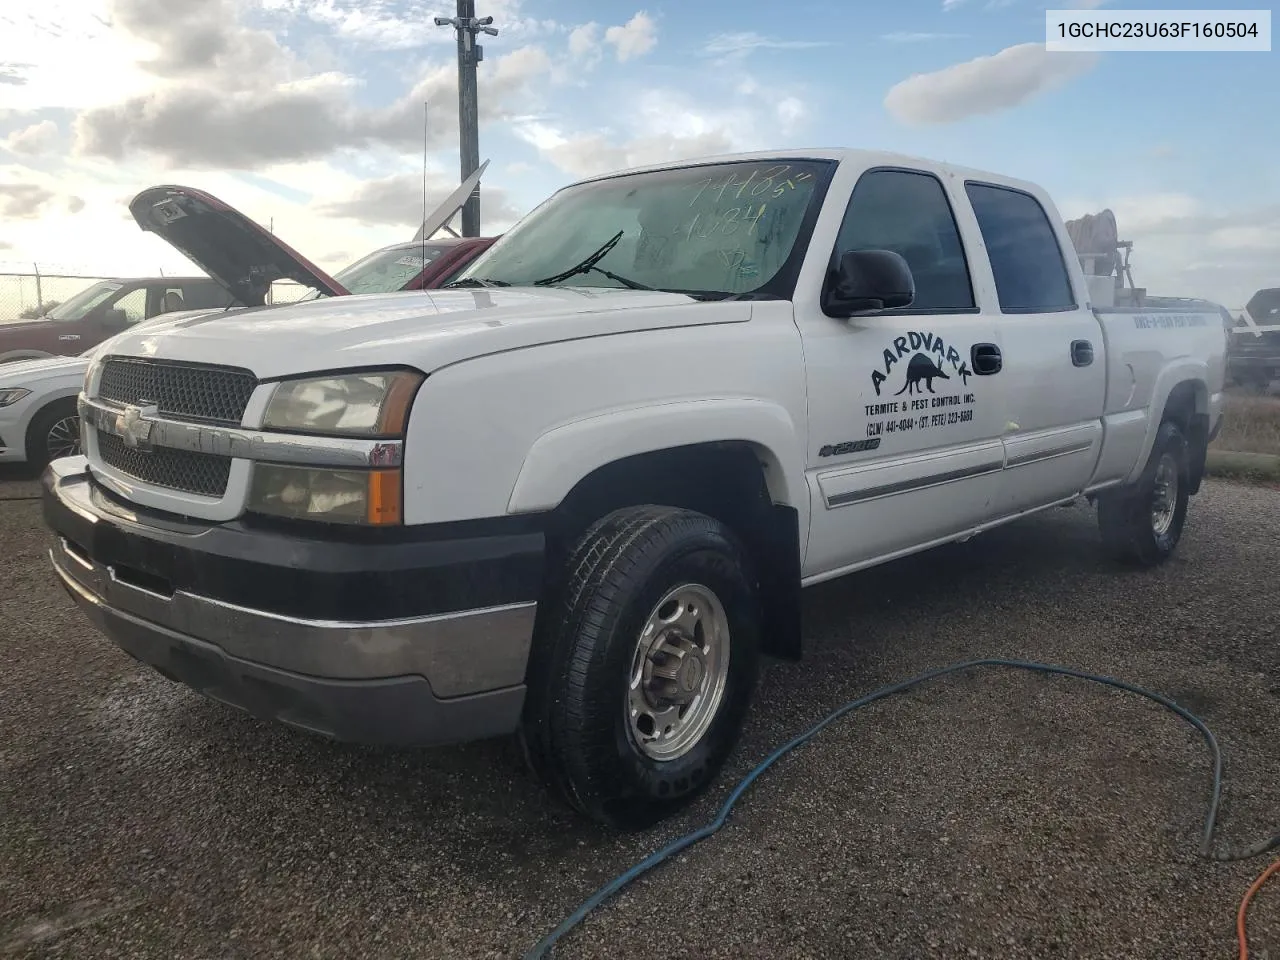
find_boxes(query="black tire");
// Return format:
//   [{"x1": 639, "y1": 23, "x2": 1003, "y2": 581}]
[
  {"x1": 1097, "y1": 419, "x2": 1190, "y2": 566},
  {"x1": 24, "y1": 398, "x2": 82, "y2": 473},
  {"x1": 520, "y1": 505, "x2": 762, "y2": 829}
]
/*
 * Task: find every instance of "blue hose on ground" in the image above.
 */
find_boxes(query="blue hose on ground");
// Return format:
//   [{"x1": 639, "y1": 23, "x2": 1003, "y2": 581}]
[{"x1": 523, "y1": 657, "x2": 1280, "y2": 960}]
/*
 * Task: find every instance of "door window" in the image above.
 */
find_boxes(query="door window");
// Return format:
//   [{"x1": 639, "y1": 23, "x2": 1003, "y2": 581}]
[
  {"x1": 182, "y1": 282, "x2": 239, "y2": 309},
  {"x1": 111, "y1": 288, "x2": 147, "y2": 325},
  {"x1": 964, "y1": 183, "x2": 1075, "y2": 313},
  {"x1": 835, "y1": 169, "x2": 975, "y2": 311},
  {"x1": 157, "y1": 287, "x2": 187, "y2": 314}
]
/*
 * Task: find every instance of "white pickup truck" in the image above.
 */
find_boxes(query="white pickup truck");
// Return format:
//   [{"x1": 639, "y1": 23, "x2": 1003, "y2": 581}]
[{"x1": 42, "y1": 149, "x2": 1227, "y2": 828}]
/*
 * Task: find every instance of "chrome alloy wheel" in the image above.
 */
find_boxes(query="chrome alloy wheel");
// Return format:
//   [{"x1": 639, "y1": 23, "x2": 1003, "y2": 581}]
[
  {"x1": 1151, "y1": 452, "x2": 1179, "y2": 537},
  {"x1": 626, "y1": 583, "x2": 731, "y2": 762}
]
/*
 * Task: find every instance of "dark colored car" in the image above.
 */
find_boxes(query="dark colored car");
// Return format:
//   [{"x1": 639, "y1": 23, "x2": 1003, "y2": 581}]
[
  {"x1": 0, "y1": 276, "x2": 241, "y2": 364},
  {"x1": 1229, "y1": 288, "x2": 1280, "y2": 390}
]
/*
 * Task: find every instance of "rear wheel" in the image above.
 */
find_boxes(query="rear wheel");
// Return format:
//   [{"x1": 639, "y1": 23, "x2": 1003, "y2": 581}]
[
  {"x1": 520, "y1": 505, "x2": 761, "y2": 829},
  {"x1": 24, "y1": 398, "x2": 81, "y2": 473},
  {"x1": 1097, "y1": 420, "x2": 1190, "y2": 566}
]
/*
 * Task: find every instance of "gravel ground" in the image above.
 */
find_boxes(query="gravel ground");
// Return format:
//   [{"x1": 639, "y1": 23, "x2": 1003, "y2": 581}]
[{"x1": 1, "y1": 477, "x2": 1278, "y2": 959}]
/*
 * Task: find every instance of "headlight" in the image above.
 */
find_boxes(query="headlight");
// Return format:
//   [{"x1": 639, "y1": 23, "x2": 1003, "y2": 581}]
[
  {"x1": 249, "y1": 368, "x2": 422, "y2": 526},
  {"x1": 249, "y1": 465, "x2": 401, "y2": 526},
  {"x1": 0, "y1": 388, "x2": 31, "y2": 407},
  {"x1": 261, "y1": 370, "x2": 424, "y2": 436}
]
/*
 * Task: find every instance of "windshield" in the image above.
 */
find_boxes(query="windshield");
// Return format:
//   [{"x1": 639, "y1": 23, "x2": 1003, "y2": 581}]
[
  {"x1": 454, "y1": 159, "x2": 832, "y2": 298},
  {"x1": 45, "y1": 281, "x2": 123, "y2": 321},
  {"x1": 333, "y1": 244, "x2": 451, "y2": 295}
]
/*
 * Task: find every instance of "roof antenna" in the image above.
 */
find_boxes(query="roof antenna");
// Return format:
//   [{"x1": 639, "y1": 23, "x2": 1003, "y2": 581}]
[{"x1": 430, "y1": 100, "x2": 435, "y2": 293}]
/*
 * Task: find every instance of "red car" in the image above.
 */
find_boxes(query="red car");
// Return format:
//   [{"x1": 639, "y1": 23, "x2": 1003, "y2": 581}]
[
  {"x1": 0, "y1": 275, "x2": 241, "y2": 364},
  {"x1": 128, "y1": 184, "x2": 498, "y2": 308},
  {"x1": 310, "y1": 236, "x2": 499, "y2": 300}
]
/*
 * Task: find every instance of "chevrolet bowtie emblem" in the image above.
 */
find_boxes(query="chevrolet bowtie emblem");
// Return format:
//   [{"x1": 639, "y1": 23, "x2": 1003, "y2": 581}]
[{"x1": 116, "y1": 403, "x2": 157, "y2": 451}]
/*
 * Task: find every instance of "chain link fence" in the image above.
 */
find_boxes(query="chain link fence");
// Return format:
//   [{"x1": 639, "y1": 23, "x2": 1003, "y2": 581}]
[
  {"x1": 0, "y1": 269, "x2": 310, "y2": 321},
  {"x1": 0, "y1": 271, "x2": 114, "y2": 320}
]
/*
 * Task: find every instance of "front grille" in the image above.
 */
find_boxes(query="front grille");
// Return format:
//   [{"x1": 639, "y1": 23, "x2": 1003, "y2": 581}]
[
  {"x1": 98, "y1": 358, "x2": 257, "y2": 425},
  {"x1": 96, "y1": 430, "x2": 231, "y2": 497}
]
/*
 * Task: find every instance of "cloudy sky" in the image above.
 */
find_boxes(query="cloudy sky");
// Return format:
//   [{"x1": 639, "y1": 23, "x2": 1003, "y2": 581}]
[{"x1": 0, "y1": 0, "x2": 1274, "y2": 307}]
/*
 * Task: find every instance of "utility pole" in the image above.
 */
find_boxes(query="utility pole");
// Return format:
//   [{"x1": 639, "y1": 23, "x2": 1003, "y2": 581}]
[{"x1": 435, "y1": 2, "x2": 498, "y2": 237}]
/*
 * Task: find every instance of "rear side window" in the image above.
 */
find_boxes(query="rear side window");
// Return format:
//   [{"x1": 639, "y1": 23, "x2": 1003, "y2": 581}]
[
  {"x1": 835, "y1": 169, "x2": 975, "y2": 311},
  {"x1": 965, "y1": 182, "x2": 1075, "y2": 313}
]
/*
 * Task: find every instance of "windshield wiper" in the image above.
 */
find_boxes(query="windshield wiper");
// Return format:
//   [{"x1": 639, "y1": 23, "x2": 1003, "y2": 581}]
[
  {"x1": 531, "y1": 231, "x2": 654, "y2": 291},
  {"x1": 584, "y1": 265, "x2": 654, "y2": 291},
  {"x1": 442, "y1": 277, "x2": 510, "y2": 288}
]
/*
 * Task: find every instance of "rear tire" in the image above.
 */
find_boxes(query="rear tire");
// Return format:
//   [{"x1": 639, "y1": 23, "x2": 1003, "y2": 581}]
[
  {"x1": 1097, "y1": 420, "x2": 1190, "y2": 566},
  {"x1": 24, "y1": 398, "x2": 81, "y2": 473},
  {"x1": 520, "y1": 505, "x2": 761, "y2": 830}
]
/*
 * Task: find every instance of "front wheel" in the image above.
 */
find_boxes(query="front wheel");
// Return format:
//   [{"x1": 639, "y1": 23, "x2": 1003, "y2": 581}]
[
  {"x1": 520, "y1": 506, "x2": 761, "y2": 829},
  {"x1": 1097, "y1": 420, "x2": 1190, "y2": 566},
  {"x1": 24, "y1": 398, "x2": 82, "y2": 473}
]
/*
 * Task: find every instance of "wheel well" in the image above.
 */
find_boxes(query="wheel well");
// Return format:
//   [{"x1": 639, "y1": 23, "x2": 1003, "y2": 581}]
[
  {"x1": 24, "y1": 394, "x2": 78, "y2": 443},
  {"x1": 1161, "y1": 380, "x2": 1210, "y2": 494},
  {"x1": 545, "y1": 442, "x2": 803, "y2": 661}
]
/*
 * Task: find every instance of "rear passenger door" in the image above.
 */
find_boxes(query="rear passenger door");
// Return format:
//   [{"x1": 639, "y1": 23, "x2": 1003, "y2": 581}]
[
  {"x1": 963, "y1": 182, "x2": 1107, "y2": 515},
  {"x1": 797, "y1": 166, "x2": 1009, "y2": 578},
  {"x1": 145, "y1": 284, "x2": 189, "y2": 318}
]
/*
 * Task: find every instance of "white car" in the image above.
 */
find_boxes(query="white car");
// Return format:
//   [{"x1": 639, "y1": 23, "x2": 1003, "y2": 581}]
[
  {"x1": 43, "y1": 148, "x2": 1227, "y2": 828},
  {"x1": 0, "y1": 355, "x2": 88, "y2": 469}
]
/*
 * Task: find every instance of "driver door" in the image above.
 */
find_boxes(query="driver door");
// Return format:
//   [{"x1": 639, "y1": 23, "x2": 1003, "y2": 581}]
[{"x1": 80, "y1": 286, "x2": 147, "y2": 352}]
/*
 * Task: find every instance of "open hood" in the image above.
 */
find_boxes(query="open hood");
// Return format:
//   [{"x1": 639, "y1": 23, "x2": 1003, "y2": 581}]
[{"x1": 129, "y1": 185, "x2": 350, "y2": 307}]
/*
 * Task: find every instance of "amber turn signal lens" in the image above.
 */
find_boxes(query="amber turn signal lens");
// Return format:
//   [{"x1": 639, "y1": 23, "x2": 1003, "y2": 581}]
[
  {"x1": 366, "y1": 469, "x2": 403, "y2": 525},
  {"x1": 376, "y1": 372, "x2": 424, "y2": 435}
]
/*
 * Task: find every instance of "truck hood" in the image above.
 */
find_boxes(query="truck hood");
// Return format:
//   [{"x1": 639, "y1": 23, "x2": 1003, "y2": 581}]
[
  {"x1": 95, "y1": 287, "x2": 752, "y2": 380},
  {"x1": 0, "y1": 352, "x2": 89, "y2": 387},
  {"x1": 0, "y1": 318, "x2": 55, "y2": 340},
  {"x1": 129, "y1": 185, "x2": 349, "y2": 307}
]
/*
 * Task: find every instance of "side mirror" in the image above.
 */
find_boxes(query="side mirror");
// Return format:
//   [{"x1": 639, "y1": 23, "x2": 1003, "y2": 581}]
[
  {"x1": 100, "y1": 308, "x2": 129, "y2": 330},
  {"x1": 822, "y1": 249, "x2": 915, "y2": 317}
]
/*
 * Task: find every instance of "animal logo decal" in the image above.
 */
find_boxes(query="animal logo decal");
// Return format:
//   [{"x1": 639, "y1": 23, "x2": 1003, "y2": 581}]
[
  {"x1": 894, "y1": 353, "x2": 950, "y2": 396},
  {"x1": 870, "y1": 330, "x2": 973, "y2": 397}
]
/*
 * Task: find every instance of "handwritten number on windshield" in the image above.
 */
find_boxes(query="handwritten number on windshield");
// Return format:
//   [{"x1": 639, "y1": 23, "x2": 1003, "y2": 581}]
[
  {"x1": 688, "y1": 166, "x2": 813, "y2": 208},
  {"x1": 685, "y1": 204, "x2": 768, "y2": 240}
]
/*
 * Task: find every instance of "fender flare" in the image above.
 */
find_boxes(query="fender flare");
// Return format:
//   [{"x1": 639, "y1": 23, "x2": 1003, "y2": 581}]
[
  {"x1": 1125, "y1": 358, "x2": 1209, "y2": 484},
  {"x1": 507, "y1": 397, "x2": 809, "y2": 546}
]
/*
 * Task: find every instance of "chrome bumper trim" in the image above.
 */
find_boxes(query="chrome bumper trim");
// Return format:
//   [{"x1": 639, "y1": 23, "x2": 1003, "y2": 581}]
[
  {"x1": 79, "y1": 396, "x2": 403, "y2": 468},
  {"x1": 51, "y1": 536, "x2": 536, "y2": 698}
]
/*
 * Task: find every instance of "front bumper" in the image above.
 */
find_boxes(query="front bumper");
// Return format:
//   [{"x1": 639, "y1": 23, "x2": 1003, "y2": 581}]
[{"x1": 43, "y1": 456, "x2": 546, "y2": 746}]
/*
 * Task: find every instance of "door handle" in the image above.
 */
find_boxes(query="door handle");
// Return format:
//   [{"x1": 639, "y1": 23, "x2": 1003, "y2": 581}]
[
  {"x1": 971, "y1": 342, "x2": 1002, "y2": 376},
  {"x1": 1071, "y1": 339, "x2": 1094, "y2": 367},
  {"x1": 57, "y1": 334, "x2": 80, "y2": 342}
]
